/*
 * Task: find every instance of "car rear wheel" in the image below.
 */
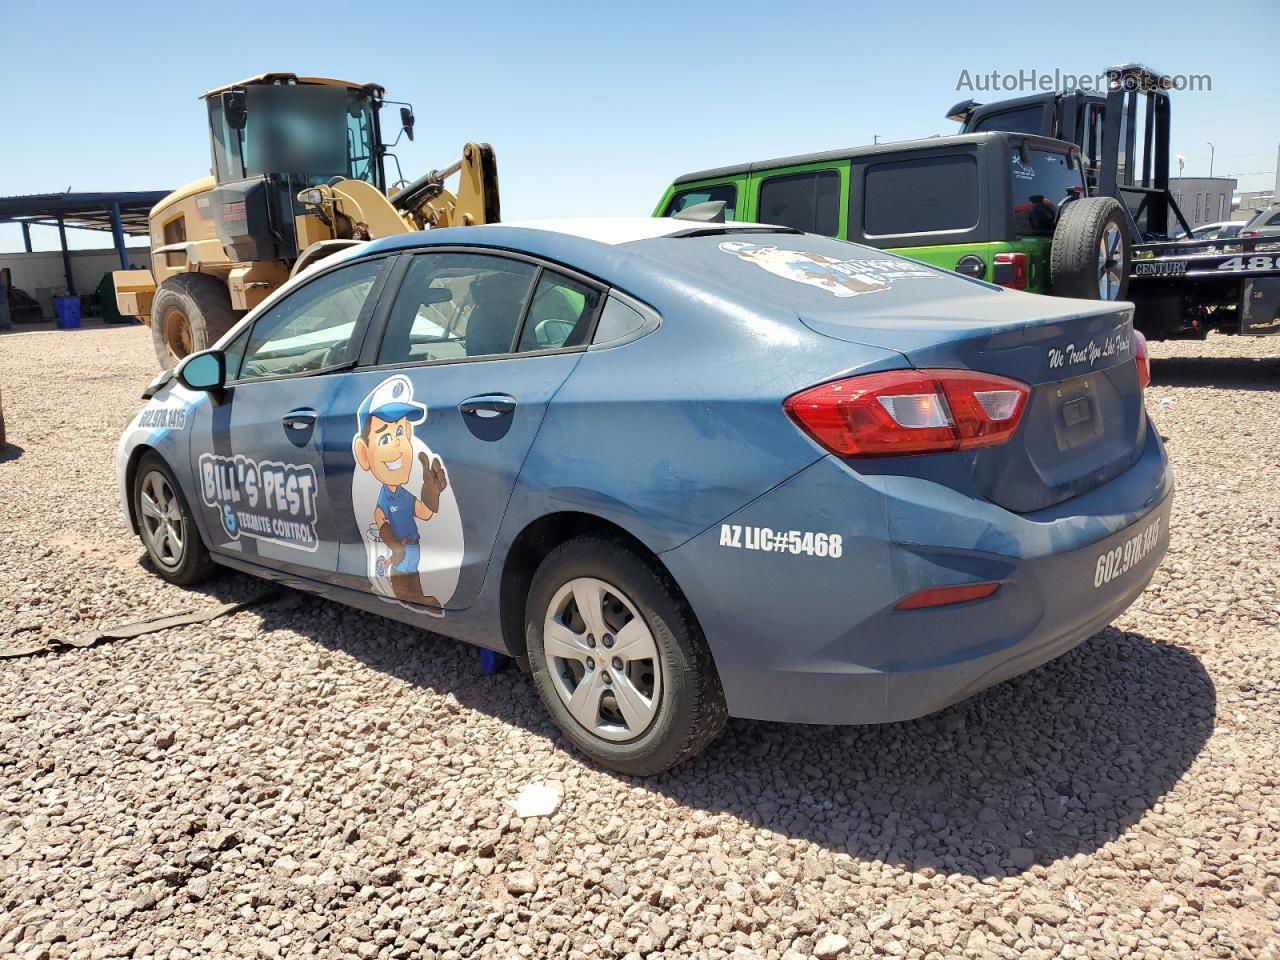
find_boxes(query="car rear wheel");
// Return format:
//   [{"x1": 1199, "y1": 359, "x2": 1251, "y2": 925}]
[
  {"x1": 1050, "y1": 196, "x2": 1131, "y2": 301},
  {"x1": 149, "y1": 274, "x2": 241, "y2": 369},
  {"x1": 133, "y1": 453, "x2": 216, "y2": 585},
  {"x1": 526, "y1": 537, "x2": 727, "y2": 775}
]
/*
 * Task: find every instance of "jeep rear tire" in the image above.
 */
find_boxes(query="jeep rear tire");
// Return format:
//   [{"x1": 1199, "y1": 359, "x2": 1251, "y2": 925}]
[
  {"x1": 150, "y1": 274, "x2": 242, "y2": 369},
  {"x1": 1050, "y1": 197, "x2": 1130, "y2": 301}
]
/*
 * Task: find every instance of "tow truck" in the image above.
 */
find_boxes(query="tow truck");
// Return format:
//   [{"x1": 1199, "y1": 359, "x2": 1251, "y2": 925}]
[{"x1": 949, "y1": 64, "x2": 1280, "y2": 339}]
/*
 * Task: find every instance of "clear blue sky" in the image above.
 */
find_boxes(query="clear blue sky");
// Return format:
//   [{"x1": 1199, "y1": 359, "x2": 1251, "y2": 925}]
[{"x1": 2, "y1": 0, "x2": 1276, "y2": 252}]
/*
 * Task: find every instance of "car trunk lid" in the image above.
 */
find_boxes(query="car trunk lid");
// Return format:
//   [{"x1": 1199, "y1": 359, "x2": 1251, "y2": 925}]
[{"x1": 800, "y1": 292, "x2": 1147, "y2": 513}]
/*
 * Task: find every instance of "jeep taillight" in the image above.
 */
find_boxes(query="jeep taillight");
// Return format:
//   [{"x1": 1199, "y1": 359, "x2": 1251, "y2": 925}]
[
  {"x1": 784, "y1": 369, "x2": 1031, "y2": 457},
  {"x1": 993, "y1": 252, "x2": 1028, "y2": 290}
]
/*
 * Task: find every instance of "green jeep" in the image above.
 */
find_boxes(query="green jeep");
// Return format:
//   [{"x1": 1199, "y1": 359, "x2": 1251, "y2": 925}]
[{"x1": 656, "y1": 132, "x2": 1128, "y2": 301}]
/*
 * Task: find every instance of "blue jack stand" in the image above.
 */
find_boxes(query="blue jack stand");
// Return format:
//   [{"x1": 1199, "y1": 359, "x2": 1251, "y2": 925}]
[{"x1": 479, "y1": 649, "x2": 512, "y2": 675}]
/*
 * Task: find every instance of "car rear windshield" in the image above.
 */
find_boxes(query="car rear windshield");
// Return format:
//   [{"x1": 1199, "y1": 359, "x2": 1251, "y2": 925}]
[
  {"x1": 1011, "y1": 148, "x2": 1085, "y2": 235},
  {"x1": 630, "y1": 231, "x2": 981, "y2": 316},
  {"x1": 863, "y1": 154, "x2": 978, "y2": 236}
]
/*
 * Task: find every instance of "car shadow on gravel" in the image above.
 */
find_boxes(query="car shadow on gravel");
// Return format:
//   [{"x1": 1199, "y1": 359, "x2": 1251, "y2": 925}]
[
  {"x1": 656, "y1": 628, "x2": 1215, "y2": 878},
  {"x1": 172, "y1": 569, "x2": 1214, "y2": 880},
  {"x1": 1152, "y1": 354, "x2": 1280, "y2": 390}
]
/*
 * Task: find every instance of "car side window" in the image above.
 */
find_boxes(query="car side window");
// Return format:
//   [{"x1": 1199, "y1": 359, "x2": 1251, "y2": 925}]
[
  {"x1": 757, "y1": 170, "x2": 840, "y2": 236},
  {"x1": 516, "y1": 271, "x2": 602, "y2": 353},
  {"x1": 377, "y1": 253, "x2": 537, "y2": 365},
  {"x1": 235, "y1": 259, "x2": 381, "y2": 382},
  {"x1": 665, "y1": 183, "x2": 738, "y2": 220}
]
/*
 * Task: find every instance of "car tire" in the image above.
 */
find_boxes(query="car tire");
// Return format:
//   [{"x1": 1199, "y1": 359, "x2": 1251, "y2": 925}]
[
  {"x1": 150, "y1": 274, "x2": 241, "y2": 369},
  {"x1": 526, "y1": 537, "x2": 727, "y2": 775},
  {"x1": 1050, "y1": 196, "x2": 1130, "y2": 301},
  {"x1": 133, "y1": 452, "x2": 217, "y2": 585}
]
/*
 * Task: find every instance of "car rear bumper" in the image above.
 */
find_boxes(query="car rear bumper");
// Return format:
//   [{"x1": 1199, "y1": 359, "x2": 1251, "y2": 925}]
[{"x1": 661, "y1": 421, "x2": 1173, "y2": 725}]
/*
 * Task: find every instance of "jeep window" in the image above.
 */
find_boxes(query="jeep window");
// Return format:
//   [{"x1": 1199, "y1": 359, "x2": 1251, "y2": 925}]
[
  {"x1": 972, "y1": 105, "x2": 1044, "y2": 135},
  {"x1": 665, "y1": 183, "x2": 737, "y2": 220},
  {"x1": 863, "y1": 155, "x2": 978, "y2": 236},
  {"x1": 1011, "y1": 148, "x2": 1085, "y2": 235},
  {"x1": 757, "y1": 170, "x2": 840, "y2": 236}
]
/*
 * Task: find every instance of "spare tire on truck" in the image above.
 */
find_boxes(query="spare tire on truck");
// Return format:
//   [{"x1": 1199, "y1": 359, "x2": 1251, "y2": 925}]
[
  {"x1": 150, "y1": 273, "x2": 242, "y2": 369},
  {"x1": 1050, "y1": 196, "x2": 1131, "y2": 301}
]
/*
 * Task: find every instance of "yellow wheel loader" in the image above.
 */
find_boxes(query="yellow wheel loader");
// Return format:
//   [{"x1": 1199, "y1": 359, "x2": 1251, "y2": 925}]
[{"x1": 115, "y1": 73, "x2": 499, "y2": 368}]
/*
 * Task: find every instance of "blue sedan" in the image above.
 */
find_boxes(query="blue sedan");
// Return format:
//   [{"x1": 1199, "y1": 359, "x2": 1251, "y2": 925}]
[{"x1": 117, "y1": 219, "x2": 1172, "y2": 774}]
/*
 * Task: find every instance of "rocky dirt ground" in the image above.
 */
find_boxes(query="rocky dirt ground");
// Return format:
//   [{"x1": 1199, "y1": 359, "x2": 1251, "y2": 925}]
[{"x1": 0, "y1": 323, "x2": 1277, "y2": 960}]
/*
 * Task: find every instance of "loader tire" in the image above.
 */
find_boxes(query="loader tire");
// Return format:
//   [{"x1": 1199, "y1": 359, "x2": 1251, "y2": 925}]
[
  {"x1": 1050, "y1": 197, "x2": 1130, "y2": 301},
  {"x1": 150, "y1": 274, "x2": 242, "y2": 369}
]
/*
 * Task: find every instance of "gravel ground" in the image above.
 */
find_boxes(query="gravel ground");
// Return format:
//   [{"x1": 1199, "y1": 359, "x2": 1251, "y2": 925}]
[{"x1": 1, "y1": 323, "x2": 1277, "y2": 960}]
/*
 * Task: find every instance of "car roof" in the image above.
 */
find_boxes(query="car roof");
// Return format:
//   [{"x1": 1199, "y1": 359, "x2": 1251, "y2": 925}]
[
  {"x1": 363, "y1": 218, "x2": 794, "y2": 257},
  {"x1": 670, "y1": 132, "x2": 1075, "y2": 186},
  {"x1": 494, "y1": 217, "x2": 764, "y2": 245}
]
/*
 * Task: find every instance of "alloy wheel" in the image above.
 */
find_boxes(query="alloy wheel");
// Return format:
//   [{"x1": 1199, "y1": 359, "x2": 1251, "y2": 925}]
[
  {"x1": 139, "y1": 469, "x2": 185, "y2": 569},
  {"x1": 1097, "y1": 223, "x2": 1124, "y2": 300},
  {"x1": 542, "y1": 577, "x2": 662, "y2": 742}
]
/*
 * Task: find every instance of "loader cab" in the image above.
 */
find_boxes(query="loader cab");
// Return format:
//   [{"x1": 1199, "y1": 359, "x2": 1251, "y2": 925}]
[
  {"x1": 200, "y1": 74, "x2": 395, "y2": 265},
  {"x1": 205, "y1": 75, "x2": 388, "y2": 190}
]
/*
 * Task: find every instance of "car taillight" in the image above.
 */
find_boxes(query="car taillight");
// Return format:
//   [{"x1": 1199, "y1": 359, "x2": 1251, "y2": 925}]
[
  {"x1": 784, "y1": 369, "x2": 1031, "y2": 457},
  {"x1": 1133, "y1": 329, "x2": 1150, "y2": 389},
  {"x1": 993, "y1": 252, "x2": 1028, "y2": 290},
  {"x1": 1241, "y1": 230, "x2": 1259, "y2": 238}
]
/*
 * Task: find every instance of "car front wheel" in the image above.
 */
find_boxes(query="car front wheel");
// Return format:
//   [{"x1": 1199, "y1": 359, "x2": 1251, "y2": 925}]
[
  {"x1": 133, "y1": 452, "x2": 216, "y2": 585},
  {"x1": 526, "y1": 537, "x2": 727, "y2": 775}
]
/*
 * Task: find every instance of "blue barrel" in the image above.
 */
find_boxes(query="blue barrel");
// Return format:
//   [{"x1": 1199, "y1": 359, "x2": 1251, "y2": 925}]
[{"x1": 54, "y1": 296, "x2": 81, "y2": 329}]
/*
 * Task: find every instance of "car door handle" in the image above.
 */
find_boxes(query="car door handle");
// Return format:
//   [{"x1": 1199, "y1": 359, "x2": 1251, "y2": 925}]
[
  {"x1": 281, "y1": 409, "x2": 318, "y2": 431},
  {"x1": 458, "y1": 395, "x2": 516, "y2": 418}
]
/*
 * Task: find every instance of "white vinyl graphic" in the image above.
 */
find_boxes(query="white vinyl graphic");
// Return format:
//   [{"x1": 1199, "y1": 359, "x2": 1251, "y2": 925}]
[
  {"x1": 350, "y1": 375, "x2": 463, "y2": 616},
  {"x1": 719, "y1": 241, "x2": 937, "y2": 298}
]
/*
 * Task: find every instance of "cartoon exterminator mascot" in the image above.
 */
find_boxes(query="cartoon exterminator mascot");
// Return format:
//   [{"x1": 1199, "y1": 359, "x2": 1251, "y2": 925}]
[
  {"x1": 719, "y1": 240, "x2": 890, "y2": 298},
  {"x1": 352, "y1": 375, "x2": 449, "y2": 609}
]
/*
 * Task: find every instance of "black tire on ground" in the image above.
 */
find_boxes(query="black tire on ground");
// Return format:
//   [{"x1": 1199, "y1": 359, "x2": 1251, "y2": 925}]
[
  {"x1": 132, "y1": 451, "x2": 217, "y2": 585},
  {"x1": 1050, "y1": 196, "x2": 1131, "y2": 301},
  {"x1": 525, "y1": 536, "x2": 727, "y2": 775},
  {"x1": 149, "y1": 274, "x2": 242, "y2": 369}
]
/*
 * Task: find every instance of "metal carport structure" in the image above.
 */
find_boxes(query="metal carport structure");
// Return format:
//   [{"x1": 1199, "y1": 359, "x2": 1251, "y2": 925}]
[{"x1": 0, "y1": 191, "x2": 168, "y2": 295}]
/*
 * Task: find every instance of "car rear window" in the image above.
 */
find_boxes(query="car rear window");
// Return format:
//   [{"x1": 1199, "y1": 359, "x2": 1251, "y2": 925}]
[
  {"x1": 1011, "y1": 148, "x2": 1085, "y2": 235},
  {"x1": 757, "y1": 170, "x2": 840, "y2": 236},
  {"x1": 863, "y1": 154, "x2": 978, "y2": 236},
  {"x1": 629, "y1": 231, "x2": 979, "y2": 318}
]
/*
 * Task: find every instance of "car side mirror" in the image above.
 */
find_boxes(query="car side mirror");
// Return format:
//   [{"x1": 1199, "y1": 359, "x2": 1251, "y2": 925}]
[
  {"x1": 177, "y1": 349, "x2": 226, "y2": 392},
  {"x1": 400, "y1": 106, "x2": 415, "y2": 142}
]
